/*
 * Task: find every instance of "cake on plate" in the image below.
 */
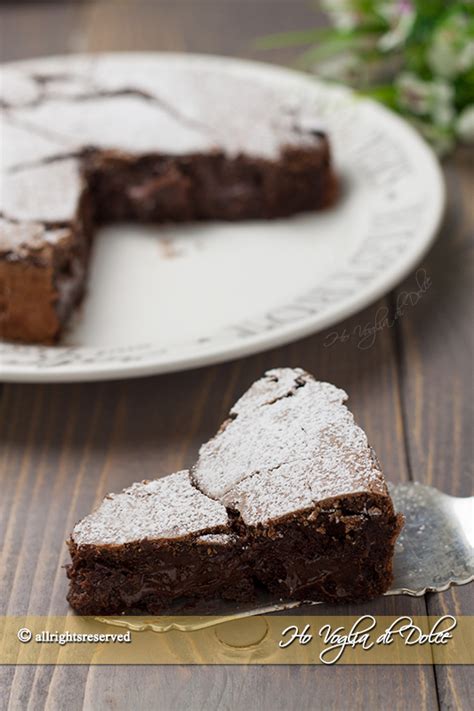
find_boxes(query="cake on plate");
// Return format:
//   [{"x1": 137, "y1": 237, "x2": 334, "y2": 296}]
[{"x1": 0, "y1": 55, "x2": 337, "y2": 343}]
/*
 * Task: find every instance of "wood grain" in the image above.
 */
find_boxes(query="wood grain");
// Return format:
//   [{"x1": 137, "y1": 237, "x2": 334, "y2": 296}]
[
  {"x1": 0, "y1": 2, "x2": 84, "y2": 62},
  {"x1": 80, "y1": 0, "x2": 326, "y2": 62},
  {"x1": 1, "y1": 2, "x2": 472, "y2": 709}
]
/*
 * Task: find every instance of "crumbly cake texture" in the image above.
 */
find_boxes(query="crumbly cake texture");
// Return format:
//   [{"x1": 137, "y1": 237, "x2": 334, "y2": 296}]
[
  {"x1": 0, "y1": 55, "x2": 337, "y2": 343},
  {"x1": 67, "y1": 368, "x2": 403, "y2": 615}
]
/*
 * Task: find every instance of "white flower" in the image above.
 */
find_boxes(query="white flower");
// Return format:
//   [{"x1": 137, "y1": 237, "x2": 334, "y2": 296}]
[
  {"x1": 321, "y1": 0, "x2": 363, "y2": 31},
  {"x1": 378, "y1": 0, "x2": 416, "y2": 52},
  {"x1": 396, "y1": 72, "x2": 455, "y2": 127},
  {"x1": 427, "y1": 12, "x2": 474, "y2": 79},
  {"x1": 316, "y1": 51, "x2": 364, "y2": 83},
  {"x1": 456, "y1": 105, "x2": 474, "y2": 143},
  {"x1": 396, "y1": 73, "x2": 430, "y2": 114},
  {"x1": 430, "y1": 82, "x2": 456, "y2": 127}
]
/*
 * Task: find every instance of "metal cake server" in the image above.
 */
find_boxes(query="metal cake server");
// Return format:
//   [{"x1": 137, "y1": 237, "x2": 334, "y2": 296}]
[
  {"x1": 388, "y1": 482, "x2": 473, "y2": 595},
  {"x1": 98, "y1": 483, "x2": 474, "y2": 632}
]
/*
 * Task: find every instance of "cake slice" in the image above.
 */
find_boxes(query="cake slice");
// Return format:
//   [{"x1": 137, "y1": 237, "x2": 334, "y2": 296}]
[
  {"x1": 67, "y1": 368, "x2": 403, "y2": 614},
  {"x1": 192, "y1": 368, "x2": 403, "y2": 603},
  {"x1": 66, "y1": 471, "x2": 254, "y2": 615}
]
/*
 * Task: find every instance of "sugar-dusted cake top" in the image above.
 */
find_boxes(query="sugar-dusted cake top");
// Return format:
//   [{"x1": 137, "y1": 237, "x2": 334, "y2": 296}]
[
  {"x1": 72, "y1": 470, "x2": 229, "y2": 546},
  {"x1": 192, "y1": 368, "x2": 389, "y2": 525},
  {"x1": 72, "y1": 369, "x2": 391, "y2": 545},
  {"x1": 1, "y1": 53, "x2": 326, "y2": 229},
  {"x1": 0, "y1": 217, "x2": 72, "y2": 257}
]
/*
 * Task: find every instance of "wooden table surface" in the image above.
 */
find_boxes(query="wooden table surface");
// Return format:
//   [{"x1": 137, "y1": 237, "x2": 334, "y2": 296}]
[{"x1": 1, "y1": 1, "x2": 472, "y2": 709}]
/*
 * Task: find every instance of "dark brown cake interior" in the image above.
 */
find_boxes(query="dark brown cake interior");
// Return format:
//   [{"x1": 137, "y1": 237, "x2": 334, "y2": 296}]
[
  {"x1": 67, "y1": 536, "x2": 254, "y2": 616},
  {"x1": 245, "y1": 492, "x2": 400, "y2": 602},
  {"x1": 85, "y1": 142, "x2": 335, "y2": 224}
]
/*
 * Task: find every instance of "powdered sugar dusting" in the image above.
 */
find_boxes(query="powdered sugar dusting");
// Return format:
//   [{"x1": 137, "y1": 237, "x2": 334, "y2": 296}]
[
  {"x1": 1, "y1": 158, "x2": 83, "y2": 224},
  {"x1": 1, "y1": 54, "x2": 326, "y2": 235},
  {"x1": 231, "y1": 367, "x2": 312, "y2": 412},
  {"x1": 72, "y1": 369, "x2": 390, "y2": 545},
  {"x1": 0, "y1": 218, "x2": 71, "y2": 256},
  {"x1": 17, "y1": 95, "x2": 215, "y2": 156},
  {"x1": 1, "y1": 69, "x2": 40, "y2": 107},
  {"x1": 194, "y1": 368, "x2": 388, "y2": 524},
  {"x1": 2, "y1": 119, "x2": 69, "y2": 172},
  {"x1": 72, "y1": 470, "x2": 229, "y2": 546}
]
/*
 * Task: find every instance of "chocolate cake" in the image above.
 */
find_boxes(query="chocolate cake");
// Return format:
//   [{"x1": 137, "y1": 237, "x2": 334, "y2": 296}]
[
  {"x1": 0, "y1": 54, "x2": 337, "y2": 343},
  {"x1": 67, "y1": 368, "x2": 403, "y2": 614},
  {"x1": 67, "y1": 472, "x2": 254, "y2": 615}
]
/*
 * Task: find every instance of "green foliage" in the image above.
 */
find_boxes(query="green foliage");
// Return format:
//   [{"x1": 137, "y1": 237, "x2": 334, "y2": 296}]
[{"x1": 261, "y1": 0, "x2": 474, "y2": 154}]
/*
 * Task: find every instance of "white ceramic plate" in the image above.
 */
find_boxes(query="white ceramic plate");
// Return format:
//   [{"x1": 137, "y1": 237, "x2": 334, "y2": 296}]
[{"x1": 0, "y1": 53, "x2": 444, "y2": 382}]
